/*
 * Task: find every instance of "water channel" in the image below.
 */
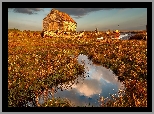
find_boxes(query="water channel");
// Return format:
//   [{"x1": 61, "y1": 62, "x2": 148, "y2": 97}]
[
  {"x1": 119, "y1": 33, "x2": 136, "y2": 40},
  {"x1": 33, "y1": 54, "x2": 125, "y2": 107}
]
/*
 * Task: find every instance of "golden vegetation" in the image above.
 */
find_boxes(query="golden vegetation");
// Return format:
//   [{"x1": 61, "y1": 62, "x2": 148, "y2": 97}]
[{"x1": 8, "y1": 29, "x2": 147, "y2": 107}]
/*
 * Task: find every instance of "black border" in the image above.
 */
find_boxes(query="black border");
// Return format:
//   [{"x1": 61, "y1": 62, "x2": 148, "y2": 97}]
[{"x1": 3, "y1": 2, "x2": 152, "y2": 112}]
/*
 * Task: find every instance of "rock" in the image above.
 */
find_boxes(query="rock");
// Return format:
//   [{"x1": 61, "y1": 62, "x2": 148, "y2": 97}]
[{"x1": 43, "y1": 9, "x2": 77, "y2": 32}]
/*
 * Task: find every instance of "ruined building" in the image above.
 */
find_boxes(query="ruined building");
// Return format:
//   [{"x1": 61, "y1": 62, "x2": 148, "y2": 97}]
[{"x1": 43, "y1": 9, "x2": 77, "y2": 32}]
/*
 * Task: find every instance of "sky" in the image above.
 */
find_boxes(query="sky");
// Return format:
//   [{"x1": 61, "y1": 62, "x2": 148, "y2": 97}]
[{"x1": 8, "y1": 8, "x2": 147, "y2": 31}]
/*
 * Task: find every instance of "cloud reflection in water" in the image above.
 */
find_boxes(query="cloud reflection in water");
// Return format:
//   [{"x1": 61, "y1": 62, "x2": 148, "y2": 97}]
[{"x1": 51, "y1": 54, "x2": 125, "y2": 107}]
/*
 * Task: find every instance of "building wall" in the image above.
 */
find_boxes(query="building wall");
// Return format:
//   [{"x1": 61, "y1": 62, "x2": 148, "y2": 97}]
[{"x1": 43, "y1": 10, "x2": 77, "y2": 32}]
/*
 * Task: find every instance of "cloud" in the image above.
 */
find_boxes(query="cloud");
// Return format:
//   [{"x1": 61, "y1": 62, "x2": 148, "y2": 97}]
[
  {"x1": 72, "y1": 79, "x2": 102, "y2": 97},
  {"x1": 77, "y1": 54, "x2": 124, "y2": 89},
  {"x1": 8, "y1": 8, "x2": 43, "y2": 15},
  {"x1": 9, "y1": 8, "x2": 126, "y2": 18},
  {"x1": 54, "y1": 8, "x2": 126, "y2": 18}
]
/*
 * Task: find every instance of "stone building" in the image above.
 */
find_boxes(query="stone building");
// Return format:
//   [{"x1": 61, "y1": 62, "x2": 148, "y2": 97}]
[{"x1": 43, "y1": 9, "x2": 77, "y2": 32}]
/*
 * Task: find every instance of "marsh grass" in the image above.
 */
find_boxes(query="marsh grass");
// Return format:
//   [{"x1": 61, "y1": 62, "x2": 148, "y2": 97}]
[
  {"x1": 8, "y1": 30, "x2": 147, "y2": 107},
  {"x1": 40, "y1": 97, "x2": 73, "y2": 107}
]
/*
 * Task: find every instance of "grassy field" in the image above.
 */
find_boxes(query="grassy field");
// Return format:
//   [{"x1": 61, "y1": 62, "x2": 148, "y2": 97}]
[{"x1": 8, "y1": 30, "x2": 147, "y2": 107}]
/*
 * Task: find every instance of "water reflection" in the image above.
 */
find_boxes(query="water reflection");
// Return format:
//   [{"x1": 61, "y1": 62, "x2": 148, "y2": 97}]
[
  {"x1": 37, "y1": 54, "x2": 125, "y2": 107},
  {"x1": 119, "y1": 33, "x2": 136, "y2": 40}
]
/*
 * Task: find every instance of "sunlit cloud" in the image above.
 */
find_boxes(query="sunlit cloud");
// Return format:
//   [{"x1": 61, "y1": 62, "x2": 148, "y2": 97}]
[{"x1": 72, "y1": 79, "x2": 102, "y2": 97}]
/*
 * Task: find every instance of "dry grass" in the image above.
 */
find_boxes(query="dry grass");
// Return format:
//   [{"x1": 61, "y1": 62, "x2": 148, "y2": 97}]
[{"x1": 8, "y1": 30, "x2": 147, "y2": 107}]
